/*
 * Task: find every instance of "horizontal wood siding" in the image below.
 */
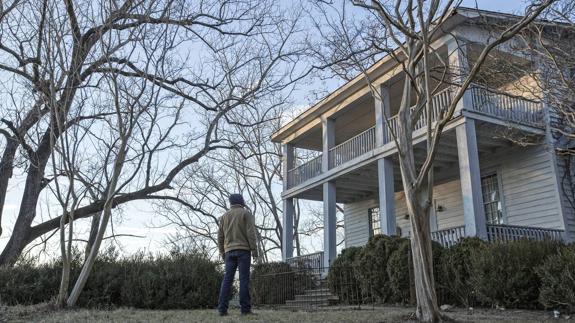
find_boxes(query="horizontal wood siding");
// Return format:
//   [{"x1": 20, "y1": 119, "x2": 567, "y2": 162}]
[
  {"x1": 483, "y1": 145, "x2": 564, "y2": 230},
  {"x1": 343, "y1": 199, "x2": 377, "y2": 247},
  {"x1": 344, "y1": 179, "x2": 464, "y2": 248}
]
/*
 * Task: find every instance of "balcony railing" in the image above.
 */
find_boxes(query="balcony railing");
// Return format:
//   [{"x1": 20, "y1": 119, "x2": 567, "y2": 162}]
[
  {"x1": 486, "y1": 224, "x2": 564, "y2": 242},
  {"x1": 329, "y1": 126, "x2": 376, "y2": 169},
  {"x1": 287, "y1": 154, "x2": 322, "y2": 188},
  {"x1": 285, "y1": 85, "x2": 544, "y2": 189},
  {"x1": 467, "y1": 85, "x2": 544, "y2": 127},
  {"x1": 285, "y1": 251, "x2": 325, "y2": 274},
  {"x1": 431, "y1": 225, "x2": 465, "y2": 248}
]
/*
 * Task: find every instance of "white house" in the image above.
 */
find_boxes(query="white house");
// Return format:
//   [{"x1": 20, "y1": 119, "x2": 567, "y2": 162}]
[{"x1": 271, "y1": 7, "x2": 574, "y2": 268}]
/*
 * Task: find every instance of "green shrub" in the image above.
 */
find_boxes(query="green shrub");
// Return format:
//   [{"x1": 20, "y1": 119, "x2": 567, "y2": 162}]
[
  {"x1": 357, "y1": 235, "x2": 403, "y2": 303},
  {"x1": 328, "y1": 246, "x2": 364, "y2": 304},
  {"x1": 251, "y1": 262, "x2": 313, "y2": 305},
  {"x1": 470, "y1": 238, "x2": 563, "y2": 309},
  {"x1": 537, "y1": 245, "x2": 575, "y2": 312},
  {"x1": 0, "y1": 249, "x2": 222, "y2": 309},
  {"x1": 437, "y1": 237, "x2": 487, "y2": 307},
  {"x1": 386, "y1": 238, "x2": 411, "y2": 304}
]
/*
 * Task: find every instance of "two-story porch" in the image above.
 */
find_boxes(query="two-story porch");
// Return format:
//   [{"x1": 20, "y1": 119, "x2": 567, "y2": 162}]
[{"x1": 273, "y1": 36, "x2": 572, "y2": 267}]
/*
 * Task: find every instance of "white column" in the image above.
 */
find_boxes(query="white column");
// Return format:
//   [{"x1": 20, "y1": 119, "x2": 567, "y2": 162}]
[
  {"x1": 322, "y1": 117, "x2": 335, "y2": 172},
  {"x1": 282, "y1": 143, "x2": 295, "y2": 260},
  {"x1": 283, "y1": 143, "x2": 294, "y2": 190},
  {"x1": 282, "y1": 198, "x2": 294, "y2": 260},
  {"x1": 374, "y1": 84, "x2": 396, "y2": 235},
  {"x1": 323, "y1": 181, "x2": 337, "y2": 267},
  {"x1": 447, "y1": 37, "x2": 473, "y2": 113},
  {"x1": 374, "y1": 84, "x2": 391, "y2": 146},
  {"x1": 456, "y1": 119, "x2": 487, "y2": 239},
  {"x1": 377, "y1": 157, "x2": 396, "y2": 235}
]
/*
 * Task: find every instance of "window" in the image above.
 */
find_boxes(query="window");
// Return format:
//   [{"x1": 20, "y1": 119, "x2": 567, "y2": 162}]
[
  {"x1": 368, "y1": 207, "x2": 380, "y2": 237},
  {"x1": 481, "y1": 173, "x2": 504, "y2": 224}
]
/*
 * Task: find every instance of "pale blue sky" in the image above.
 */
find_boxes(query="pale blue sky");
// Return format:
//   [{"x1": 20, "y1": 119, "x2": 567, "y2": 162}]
[{"x1": 0, "y1": 0, "x2": 530, "y2": 260}]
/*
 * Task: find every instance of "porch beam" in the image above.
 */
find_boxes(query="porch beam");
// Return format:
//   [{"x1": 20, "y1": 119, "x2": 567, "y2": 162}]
[
  {"x1": 378, "y1": 157, "x2": 396, "y2": 235},
  {"x1": 456, "y1": 119, "x2": 487, "y2": 239},
  {"x1": 282, "y1": 198, "x2": 295, "y2": 260},
  {"x1": 323, "y1": 181, "x2": 337, "y2": 266}
]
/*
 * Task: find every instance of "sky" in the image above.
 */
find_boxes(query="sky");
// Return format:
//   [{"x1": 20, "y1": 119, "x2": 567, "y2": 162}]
[{"x1": 0, "y1": 0, "x2": 531, "y2": 261}]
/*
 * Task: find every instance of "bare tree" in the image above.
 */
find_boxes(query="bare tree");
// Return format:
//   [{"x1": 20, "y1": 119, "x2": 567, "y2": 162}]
[
  {"x1": 311, "y1": 1, "x2": 554, "y2": 321},
  {"x1": 0, "y1": 0, "x2": 310, "y2": 266}
]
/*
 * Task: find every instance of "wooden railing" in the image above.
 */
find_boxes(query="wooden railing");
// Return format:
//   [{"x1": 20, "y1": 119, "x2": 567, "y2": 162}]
[
  {"x1": 431, "y1": 225, "x2": 465, "y2": 248},
  {"x1": 287, "y1": 154, "x2": 323, "y2": 188},
  {"x1": 385, "y1": 86, "x2": 453, "y2": 144},
  {"x1": 486, "y1": 224, "x2": 564, "y2": 242},
  {"x1": 467, "y1": 85, "x2": 544, "y2": 127},
  {"x1": 284, "y1": 85, "x2": 545, "y2": 189},
  {"x1": 286, "y1": 251, "x2": 324, "y2": 274},
  {"x1": 329, "y1": 126, "x2": 376, "y2": 168}
]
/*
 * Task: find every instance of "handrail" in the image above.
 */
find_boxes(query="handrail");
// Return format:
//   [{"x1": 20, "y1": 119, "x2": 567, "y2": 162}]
[
  {"x1": 430, "y1": 225, "x2": 465, "y2": 248},
  {"x1": 328, "y1": 126, "x2": 376, "y2": 168},
  {"x1": 486, "y1": 224, "x2": 564, "y2": 242},
  {"x1": 287, "y1": 154, "x2": 322, "y2": 188}
]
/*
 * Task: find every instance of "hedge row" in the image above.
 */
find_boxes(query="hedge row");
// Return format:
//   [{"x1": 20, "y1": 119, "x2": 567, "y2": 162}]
[
  {"x1": 0, "y1": 249, "x2": 223, "y2": 309},
  {"x1": 328, "y1": 234, "x2": 574, "y2": 311}
]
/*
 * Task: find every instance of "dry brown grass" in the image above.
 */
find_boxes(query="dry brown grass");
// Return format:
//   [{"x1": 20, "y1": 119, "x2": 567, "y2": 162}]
[{"x1": 0, "y1": 304, "x2": 566, "y2": 322}]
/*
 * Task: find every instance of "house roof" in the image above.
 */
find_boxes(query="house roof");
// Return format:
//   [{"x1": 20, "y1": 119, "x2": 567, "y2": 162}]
[{"x1": 270, "y1": 6, "x2": 566, "y2": 144}]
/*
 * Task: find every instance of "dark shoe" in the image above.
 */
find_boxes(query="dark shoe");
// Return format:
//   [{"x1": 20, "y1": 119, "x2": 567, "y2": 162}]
[
  {"x1": 241, "y1": 311, "x2": 256, "y2": 316},
  {"x1": 219, "y1": 312, "x2": 228, "y2": 317}
]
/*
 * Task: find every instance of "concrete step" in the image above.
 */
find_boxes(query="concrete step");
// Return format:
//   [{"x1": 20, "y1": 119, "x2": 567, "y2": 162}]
[
  {"x1": 285, "y1": 299, "x2": 330, "y2": 307},
  {"x1": 294, "y1": 294, "x2": 339, "y2": 302},
  {"x1": 303, "y1": 288, "x2": 330, "y2": 295}
]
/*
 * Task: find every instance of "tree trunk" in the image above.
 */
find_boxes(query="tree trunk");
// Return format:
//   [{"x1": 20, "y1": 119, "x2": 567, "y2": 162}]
[
  {"x1": 0, "y1": 139, "x2": 18, "y2": 238},
  {"x1": 85, "y1": 212, "x2": 100, "y2": 260},
  {"x1": 405, "y1": 187, "x2": 441, "y2": 323},
  {"x1": 0, "y1": 154, "x2": 49, "y2": 265}
]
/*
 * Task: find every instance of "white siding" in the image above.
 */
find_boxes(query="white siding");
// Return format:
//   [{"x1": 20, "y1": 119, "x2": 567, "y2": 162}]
[
  {"x1": 482, "y1": 145, "x2": 564, "y2": 229},
  {"x1": 343, "y1": 144, "x2": 566, "y2": 248},
  {"x1": 343, "y1": 199, "x2": 377, "y2": 247}
]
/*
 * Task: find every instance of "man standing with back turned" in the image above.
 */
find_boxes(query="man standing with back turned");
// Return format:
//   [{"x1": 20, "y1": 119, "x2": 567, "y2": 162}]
[{"x1": 217, "y1": 193, "x2": 258, "y2": 316}]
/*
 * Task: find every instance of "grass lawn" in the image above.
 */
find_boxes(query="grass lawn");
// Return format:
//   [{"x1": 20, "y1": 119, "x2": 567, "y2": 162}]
[{"x1": 0, "y1": 304, "x2": 568, "y2": 322}]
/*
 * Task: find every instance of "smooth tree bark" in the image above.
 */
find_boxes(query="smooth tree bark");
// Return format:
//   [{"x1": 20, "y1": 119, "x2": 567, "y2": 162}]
[{"x1": 313, "y1": 1, "x2": 555, "y2": 321}]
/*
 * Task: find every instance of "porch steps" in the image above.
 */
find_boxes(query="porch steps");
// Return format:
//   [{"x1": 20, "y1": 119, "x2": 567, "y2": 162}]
[{"x1": 283, "y1": 286, "x2": 339, "y2": 309}]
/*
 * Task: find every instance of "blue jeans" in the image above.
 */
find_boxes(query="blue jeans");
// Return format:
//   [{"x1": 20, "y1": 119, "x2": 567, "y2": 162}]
[{"x1": 218, "y1": 249, "x2": 251, "y2": 314}]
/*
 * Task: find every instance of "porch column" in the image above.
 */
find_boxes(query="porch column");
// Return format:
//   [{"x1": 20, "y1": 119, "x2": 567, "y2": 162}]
[
  {"x1": 281, "y1": 143, "x2": 295, "y2": 260},
  {"x1": 377, "y1": 158, "x2": 396, "y2": 235},
  {"x1": 322, "y1": 116, "x2": 335, "y2": 172},
  {"x1": 447, "y1": 36, "x2": 473, "y2": 113},
  {"x1": 282, "y1": 198, "x2": 294, "y2": 260},
  {"x1": 374, "y1": 84, "x2": 396, "y2": 235},
  {"x1": 374, "y1": 84, "x2": 391, "y2": 146},
  {"x1": 456, "y1": 119, "x2": 487, "y2": 239},
  {"x1": 323, "y1": 181, "x2": 337, "y2": 267}
]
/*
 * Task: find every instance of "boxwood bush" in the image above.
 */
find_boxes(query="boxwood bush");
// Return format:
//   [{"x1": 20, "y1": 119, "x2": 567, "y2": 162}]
[
  {"x1": 0, "y1": 248, "x2": 222, "y2": 309},
  {"x1": 470, "y1": 238, "x2": 563, "y2": 309},
  {"x1": 437, "y1": 237, "x2": 487, "y2": 307},
  {"x1": 537, "y1": 245, "x2": 575, "y2": 312},
  {"x1": 327, "y1": 246, "x2": 364, "y2": 304},
  {"x1": 327, "y1": 235, "x2": 566, "y2": 310}
]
